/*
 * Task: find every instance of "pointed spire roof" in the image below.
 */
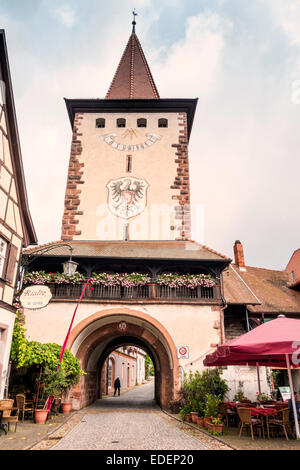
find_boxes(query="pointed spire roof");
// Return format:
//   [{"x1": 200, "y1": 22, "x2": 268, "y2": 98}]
[{"x1": 106, "y1": 32, "x2": 160, "y2": 100}]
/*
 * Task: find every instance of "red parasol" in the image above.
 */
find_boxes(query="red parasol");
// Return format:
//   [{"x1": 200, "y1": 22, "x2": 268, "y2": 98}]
[
  {"x1": 203, "y1": 316, "x2": 300, "y2": 438},
  {"x1": 204, "y1": 316, "x2": 300, "y2": 368}
]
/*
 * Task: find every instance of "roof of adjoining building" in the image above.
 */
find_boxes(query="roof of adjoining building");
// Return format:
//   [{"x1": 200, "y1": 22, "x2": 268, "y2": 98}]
[
  {"x1": 23, "y1": 239, "x2": 231, "y2": 262},
  {"x1": 223, "y1": 264, "x2": 300, "y2": 314}
]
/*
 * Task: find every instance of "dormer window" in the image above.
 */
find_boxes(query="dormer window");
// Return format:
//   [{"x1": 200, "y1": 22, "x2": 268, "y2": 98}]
[
  {"x1": 96, "y1": 118, "x2": 105, "y2": 128},
  {"x1": 158, "y1": 118, "x2": 168, "y2": 128},
  {"x1": 137, "y1": 118, "x2": 147, "y2": 128},
  {"x1": 117, "y1": 118, "x2": 126, "y2": 128}
]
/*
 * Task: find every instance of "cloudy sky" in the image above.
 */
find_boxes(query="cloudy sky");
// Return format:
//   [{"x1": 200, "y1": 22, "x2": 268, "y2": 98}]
[{"x1": 1, "y1": 0, "x2": 300, "y2": 270}]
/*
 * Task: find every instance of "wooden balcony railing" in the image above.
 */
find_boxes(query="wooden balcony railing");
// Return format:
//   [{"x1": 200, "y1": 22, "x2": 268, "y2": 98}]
[{"x1": 47, "y1": 283, "x2": 220, "y2": 302}]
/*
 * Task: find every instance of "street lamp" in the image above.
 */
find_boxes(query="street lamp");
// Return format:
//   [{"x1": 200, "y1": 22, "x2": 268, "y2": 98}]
[{"x1": 62, "y1": 257, "x2": 78, "y2": 277}]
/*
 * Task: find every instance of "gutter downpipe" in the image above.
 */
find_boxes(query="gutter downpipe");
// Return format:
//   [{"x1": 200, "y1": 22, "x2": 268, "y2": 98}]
[
  {"x1": 245, "y1": 306, "x2": 250, "y2": 332},
  {"x1": 220, "y1": 271, "x2": 228, "y2": 345}
]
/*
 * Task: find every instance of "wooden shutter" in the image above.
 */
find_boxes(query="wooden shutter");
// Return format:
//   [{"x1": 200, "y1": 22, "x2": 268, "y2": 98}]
[{"x1": 5, "y1": 244, "x2": 18, "y2": 283}]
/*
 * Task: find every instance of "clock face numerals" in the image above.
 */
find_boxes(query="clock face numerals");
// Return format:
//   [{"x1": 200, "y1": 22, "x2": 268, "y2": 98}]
[{"x1": 101, "y1": 131, "x2": 162, "y2": 152}]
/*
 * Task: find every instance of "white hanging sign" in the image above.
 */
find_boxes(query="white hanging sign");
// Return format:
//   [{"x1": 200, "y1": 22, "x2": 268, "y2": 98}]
[{"x1": 20, "y1": 285, "x2": 52, "y2": 310}]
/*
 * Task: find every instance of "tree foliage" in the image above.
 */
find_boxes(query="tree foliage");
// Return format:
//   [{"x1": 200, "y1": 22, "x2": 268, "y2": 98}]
[
  {"x1": 10, "y1": 311, "x2": 84, "y2": 382},
  {"x1": 145, "y1": 354, "x2": 154, "y2": 378}
]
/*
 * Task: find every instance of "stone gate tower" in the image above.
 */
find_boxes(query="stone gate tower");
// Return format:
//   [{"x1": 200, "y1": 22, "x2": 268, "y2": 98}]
[
  {"x1": 61, "y1": 25, "x2": 197, "y2": 242},
  {"x1": 22, "y1": 18, "x2": 233, "y2": 411}
]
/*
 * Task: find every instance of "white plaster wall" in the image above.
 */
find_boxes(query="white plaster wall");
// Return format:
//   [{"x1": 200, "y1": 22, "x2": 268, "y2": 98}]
[
  {"x1": 109, "y1": 352, "x2": 137, "y2": 390},
  {"x1": 220, "y1": 366, "x2": 271, "y2": 401},
  {"x1": 23, "y1": 301, "x2": 221, "y2": 377},
  {"x1": 74, "y1": 112, "x2": 183, "y2": 240},
  {"x1": 136, "y1": 351, "x2": 146, "y2": 384}
]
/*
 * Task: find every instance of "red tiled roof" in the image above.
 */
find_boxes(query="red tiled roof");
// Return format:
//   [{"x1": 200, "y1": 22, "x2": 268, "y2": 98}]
[
  {"x1": 223, "y1": 265, "x2": 260, "y2": 305},
  {"x1": 223, "y1": 264, "x2": 300, "y2": 314},
  {"x1": 106, "y1": 33, "x2": 160, "y2": 99}
]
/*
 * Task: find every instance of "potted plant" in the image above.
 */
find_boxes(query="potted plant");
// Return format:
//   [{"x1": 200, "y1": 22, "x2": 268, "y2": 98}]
[
  {"x1": 179, "y1": 404, "x2": 192, "y2": 422},
  {"x1": 61, "y1": 402, "x2": 72, "y2": 414},
  {"x1": 204, "y1": 393, "x2": 221, "y2": 429},
  {"x1": 209, "y1": 415, "x2": 224, "y2": 435},
  {"x1": 37, "y1": 367, "x2": 75, "y2": 419},
  {"x1": 34, "y1": 408, "x2": 49, "y2": 424},
  {"x1": 190, "y1": 398, "x2": 199, "y2": 423},
  {"x1": 196, "y1": 403, "x2": 205, "y2": 427},
  {"x1": 233, "y1": 381, "x2": 247, "y2": 402},
  {"x1": 204, "y1": 406, "x2": 211, "y2": 429}
]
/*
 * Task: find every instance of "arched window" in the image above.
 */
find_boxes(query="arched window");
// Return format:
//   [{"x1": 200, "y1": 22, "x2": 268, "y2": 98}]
[
  {"x1": 158, "y1": 118, "x2": 168, "y2": 128},
  {"x1": 117, "y1": 118, "x2": 126, "y2": 128},
  {"x1": 96, "y1": 118, "x2": 105, "y2": 128},
  {"x1": 137, "y1": 118, "x2": 147, "y2": 128}
]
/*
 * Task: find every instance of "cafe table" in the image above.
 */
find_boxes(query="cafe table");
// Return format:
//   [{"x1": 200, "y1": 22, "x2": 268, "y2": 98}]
[{"x1": 250, "y1": 407, "x2": 277, "y2": 417}]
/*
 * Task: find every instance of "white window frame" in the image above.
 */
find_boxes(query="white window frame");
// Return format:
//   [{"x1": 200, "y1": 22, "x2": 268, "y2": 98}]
[{"x1": 0, "y1": 236, "x2": 8, "y2": 278}]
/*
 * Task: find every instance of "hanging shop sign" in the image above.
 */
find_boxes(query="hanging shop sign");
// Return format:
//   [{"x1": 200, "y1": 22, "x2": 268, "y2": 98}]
[
  {"x1": 177, "y1": 346, "x2": 189, "y2": 359},
  {"x1": 20, "y1": 285, "x2": 52, "y2": 310}
]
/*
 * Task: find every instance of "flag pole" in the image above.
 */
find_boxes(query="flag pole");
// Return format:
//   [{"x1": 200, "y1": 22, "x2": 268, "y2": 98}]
[{"x1": 46, "y1": 278, "x2": 92, "y2": 412}]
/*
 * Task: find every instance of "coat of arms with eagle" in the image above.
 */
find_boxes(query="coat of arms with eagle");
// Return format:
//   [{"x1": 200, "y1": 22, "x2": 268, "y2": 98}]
[{"x1": 107, "y1": 177, "x2": 148, "y2": 219}]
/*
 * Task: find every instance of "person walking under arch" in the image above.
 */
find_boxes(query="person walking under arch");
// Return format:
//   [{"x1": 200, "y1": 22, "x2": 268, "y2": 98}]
[{"x1": 114, "y1": 377, "x2": 121, "y2": 396}]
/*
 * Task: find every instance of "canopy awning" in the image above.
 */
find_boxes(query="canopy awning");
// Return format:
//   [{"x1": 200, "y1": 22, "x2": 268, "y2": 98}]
[{"x1": 203, "y1": 316, "x2": 300, "y2": 438}]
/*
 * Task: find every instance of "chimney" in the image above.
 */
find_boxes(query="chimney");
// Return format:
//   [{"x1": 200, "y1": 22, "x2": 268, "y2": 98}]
[{"x1": 234, "y1": 240, "x2": 246, "y2": 269}]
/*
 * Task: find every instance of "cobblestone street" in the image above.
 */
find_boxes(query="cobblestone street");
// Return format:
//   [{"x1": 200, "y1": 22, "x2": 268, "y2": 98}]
[{"x1": 48, "y1": 380, "x2": 230, "y2": 451}]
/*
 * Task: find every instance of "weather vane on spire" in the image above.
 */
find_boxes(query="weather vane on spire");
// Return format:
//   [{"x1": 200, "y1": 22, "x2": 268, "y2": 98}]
[{"x1": 132, "y1": 8, "x2": 138, "y2": 33}]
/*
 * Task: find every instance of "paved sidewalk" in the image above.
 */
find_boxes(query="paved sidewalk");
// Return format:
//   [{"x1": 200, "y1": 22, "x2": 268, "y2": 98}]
[
  {"x1": 0, "y1": 383, "x2": 140, "y2": 451},
  {"x1": 0, "y1": 411, "x2": 77, "y2": 450}
]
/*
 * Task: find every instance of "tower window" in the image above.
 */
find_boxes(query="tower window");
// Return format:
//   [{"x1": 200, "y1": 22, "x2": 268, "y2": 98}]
[
  {"x1": 137, "y1": 118, "x2": 147, "y2": 128},
  {"x1": 96, "y1": 118, "x2": 105, "y2": 128},
  {"x1": 124, "y1": 223, "x2": 130, "y2": 241},
  {"x1": 158, "y1": 118, "x2": 168, "y2": 128},
  {"x1": 126, "y1": 155, "x2": 132, "y2": 173},
  {"x1": 117, "y1": 118, "x2": 126, "y2": 128}
]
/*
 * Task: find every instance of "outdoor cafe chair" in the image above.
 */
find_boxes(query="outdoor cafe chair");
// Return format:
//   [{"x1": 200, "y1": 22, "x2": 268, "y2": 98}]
[
  {"x1": 0, "y1": 399, "x2": 19, "y2": 433},
  {"x1": 219, "y1": 403, "x2": 237, "y2": 427},
  {"x1": 16, "y1": 393, "x2": 34, "y2": 422},
  {"x1": 237, "y1": 407, "x2": 264, "y2": 440},
  {"x1": 266, "y1": 408, "x2": 293, "y2": 440}
]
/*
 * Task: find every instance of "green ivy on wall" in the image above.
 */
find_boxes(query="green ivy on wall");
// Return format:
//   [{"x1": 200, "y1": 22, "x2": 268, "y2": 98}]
[{"x1": 10, "y1": 311, "x2": 84, "y2": 386}]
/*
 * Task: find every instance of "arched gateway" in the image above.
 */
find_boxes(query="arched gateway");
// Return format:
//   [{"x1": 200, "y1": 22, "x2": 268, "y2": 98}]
[{"x1": 66, "y1": 308, "x2": 179, "y2": 410}]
